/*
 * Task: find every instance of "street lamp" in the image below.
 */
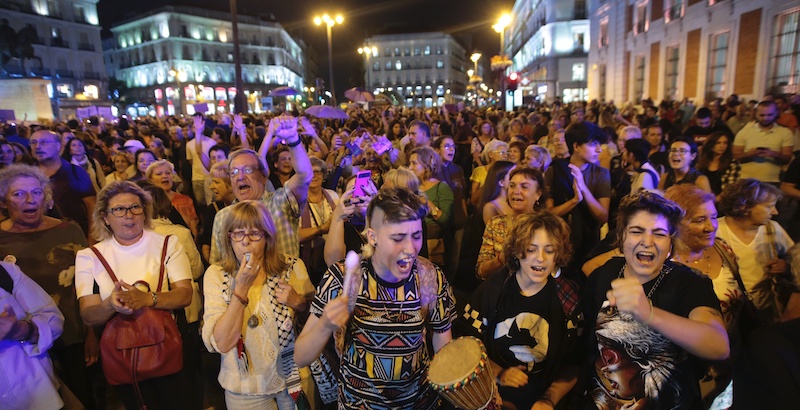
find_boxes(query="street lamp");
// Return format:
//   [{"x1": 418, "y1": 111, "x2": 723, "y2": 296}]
[
  {"x1": 470, "y1": 52, "x2": 482, "y2": 75},
  {"x1": 493, "y1": 13, "x2": 512, "y2": 111},
  {"x1": 169, "y1": 68, "x2": 187, "y2": 115},
  {"x1": 314, "y1": 13, "x2": 343, "y2": 106},
  {"x1": 358, "y1": 45, "x2": 378, "y2": 91}
]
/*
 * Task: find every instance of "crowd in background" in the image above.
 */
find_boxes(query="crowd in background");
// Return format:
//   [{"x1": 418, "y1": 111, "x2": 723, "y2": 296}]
[{"x1": 0, "y1": 91, "x2": 799, "y2": 410}]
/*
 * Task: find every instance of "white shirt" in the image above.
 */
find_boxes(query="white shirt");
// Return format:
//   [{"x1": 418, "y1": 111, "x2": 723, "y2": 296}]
[
  {"x1": 0, "y1": 262, "x2": 64, "y2": 410},
  {"x1": 186, "y1": 137, "x2": 217, "y2": 182},
  {"x1": 715, "y1": 218, "x2": 795, "y2": 311},
  {"x1": 75, "y1": 230, "x2": 192, "y2": 300}
]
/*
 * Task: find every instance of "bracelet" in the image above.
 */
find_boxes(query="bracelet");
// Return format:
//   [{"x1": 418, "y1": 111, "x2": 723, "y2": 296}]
[
  {"x1": 21, "y1": 319, "x2": 34, "y2": 342},
  {"x1": 538, "y1": 397, "x2": 555, "y2": 408},
  {"x1": 644, "y1": 299, "x2": 654, "y2": 325},
  {"x1": 286, "y1": 138, "x2": 302, "y2": 147},
  {"x1": 151, "y1": 292, "x2": 158, "y2": 307},
  {"x1": 232, "y1": 292, "x2": 249, "y2": 306}
]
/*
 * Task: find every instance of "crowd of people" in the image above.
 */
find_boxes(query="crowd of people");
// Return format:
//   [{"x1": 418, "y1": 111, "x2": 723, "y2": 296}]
[{"x1": 0, "y1": 92, "x2": 799, "y2": 410}]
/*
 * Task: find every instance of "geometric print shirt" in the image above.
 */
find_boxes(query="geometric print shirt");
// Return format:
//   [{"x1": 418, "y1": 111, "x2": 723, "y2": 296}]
[{"x1": 310, "y1": 258, "x2": 456, "y2": 409}]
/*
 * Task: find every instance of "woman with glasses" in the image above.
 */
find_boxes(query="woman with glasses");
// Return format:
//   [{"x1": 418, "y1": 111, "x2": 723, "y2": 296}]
[
  {"x1": 75, "y1": 180, "x2": 195, "y2": 409},
  {"x1": 202, "y1": 200, "x2": 314, "y2": 409},
  {"x1": 658, "y1": 137, "x2": 712, "y2": 193}
]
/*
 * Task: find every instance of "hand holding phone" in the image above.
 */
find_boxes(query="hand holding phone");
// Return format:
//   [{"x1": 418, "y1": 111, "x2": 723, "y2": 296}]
[{"x1": 352, "y1": 170, "x2": 372, "y2": 198}]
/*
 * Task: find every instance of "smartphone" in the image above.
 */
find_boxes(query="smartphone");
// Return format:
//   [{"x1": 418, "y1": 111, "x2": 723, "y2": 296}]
[
  {"x1": 345, "y1": 140, "x2": 363, "y2": 157},
  {"x1": 373, "y1": 137, "x2": 392, "y2": 155},
  {"x1": 353, "y1": 170, "x2": 372, "y2": 198}
]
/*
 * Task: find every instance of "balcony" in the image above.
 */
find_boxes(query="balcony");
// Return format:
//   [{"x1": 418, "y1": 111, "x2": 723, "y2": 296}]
[
  {"x1": 78, "y1": 42, "x2": 95, "y2": 51},
  {"x1": 633, "y1": 21, "x2": 647, "y2": 35},
  {"x1": 55, "y1": 69, "x2": 75, "y2": 78},
  {"x1": 83, "y1": 71, "x2": 102, "y2": 80},
  {"x1": 665, "y1": 5, "x2": 683, "y2": 22},
  {"x1": 51, "y1": 38, "x2": 70, "y2": 48}
]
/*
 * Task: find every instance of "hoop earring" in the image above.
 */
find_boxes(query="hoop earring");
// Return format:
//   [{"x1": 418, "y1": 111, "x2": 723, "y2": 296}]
[{"x1": 551, "y1": 268, "x2": 562, "y2": 278}]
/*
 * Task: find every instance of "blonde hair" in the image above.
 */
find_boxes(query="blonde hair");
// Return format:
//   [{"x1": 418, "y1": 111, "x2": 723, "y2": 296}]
[
  {"x1": 218, "y1": 200, "x2": 289, "y2": 275},
  {"x1": 145, "y1": 159, "x2": 175, "y2": 180},
  {"x1": 383, "y1": 167, "x2": 420, "y2": 193}
]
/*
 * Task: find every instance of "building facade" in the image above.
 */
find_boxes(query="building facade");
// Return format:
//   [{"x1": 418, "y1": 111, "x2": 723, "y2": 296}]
[
  {"x1": 104, "y1": 6, "x2": 305, "y2": 117},
  {"x1": 506, "y1": 0, "x2": 591, "y2": 104},
  {"x1": 588, "y1": 0, "x2": 800, "y2": 104},
  {"x1": 362, "y1": 32, "x2": 469, "y2": 107},
  {"x1": 0, "y1": 0, "x2": 107, "y2": 118}
]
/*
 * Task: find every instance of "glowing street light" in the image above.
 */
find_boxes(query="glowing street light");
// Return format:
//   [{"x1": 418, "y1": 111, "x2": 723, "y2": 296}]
[
  {"x1": 314, "y1": 13, "x2": 344, "y2": 105},
  {"x1": 358, "y1": 45, "x2": 379, "y2": 90}
]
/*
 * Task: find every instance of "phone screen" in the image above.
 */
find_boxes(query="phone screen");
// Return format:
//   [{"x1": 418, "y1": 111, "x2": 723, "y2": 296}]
[{"x1": 353, "y1": 170, "x2": 372, "y2": 198}]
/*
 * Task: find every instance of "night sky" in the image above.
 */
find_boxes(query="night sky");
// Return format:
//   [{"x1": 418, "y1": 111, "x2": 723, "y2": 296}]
[{"x1": 98, "y1": 0, "x2": 514, "y2": 99}]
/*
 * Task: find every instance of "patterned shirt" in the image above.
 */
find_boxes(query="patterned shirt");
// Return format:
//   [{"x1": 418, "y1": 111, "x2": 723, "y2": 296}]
[
  {"x1": 477, "y1": 214, "x2": 512, "y2": 274},
  {"x1": 310, "y1": 258, "x2": 456, "y2": 409},
  {"x1": 210, "y1": 187, "x2": 303, "y2": 265}
]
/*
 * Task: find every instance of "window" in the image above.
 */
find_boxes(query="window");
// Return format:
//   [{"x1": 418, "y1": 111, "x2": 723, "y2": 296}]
[
  {"x1": 228, "y1": 52, "x2": 234, "y2": 62},
  {"x1": 424, "y1": 46, "x2": 431, "y2": 55},
  {"x1": 575, "y1": 0, "x2": 587, "y2": 19},
  {"x1": 633, "y1": 55, "x2": 645, "y2": 103},
  {"x1": 707, "y1": 32, "x2": 729, "y2": 98},
  {"x1": 572, "y1": 63, "x2": 585, "y2": 81},
  {"x1": 83, "y1": 85, "x2": 98, "y2": 99},
  {"x1": 769, "y1": 10, "x2": 800, "y2": 91},
  {"x1": 599, "y1": 20, "x2": 609, "y2": 47},
  {"x1": 634, "y1": 3, "x2": 648, "y2": 35},
  {"x1": 386, "y1": 61, "x2": 392, "y2": 70},
  {"x1": 385, "y1": 48, "x2": 391, "y2": 57},
  {"x1": 436, "y1": 60, "x2": 444, "y2": 68},
  {"x1": 373, "y1": 62, "x2": 380, "y2": 71},
  {"x1": 414, "y1": 48, "x2": 420, "y2": 56},
  {"x1": 574, "y1": 32, "x2": 585, "y2": 51},
  {"x1": 665, "y1": 46, "x2": 680, "y2": 98},
  {"x1": 404, "y1": 48, "x2": 410, "y2": 56},
  {"x1": 395, "y1": 60, "x2": 402, "y2": 70},
  {"x1": 394, "y1": 47, "x2": 400, "y2": 56},
  {"x1": 665, "y1": 0, "x2": 684, "y2": 23}
]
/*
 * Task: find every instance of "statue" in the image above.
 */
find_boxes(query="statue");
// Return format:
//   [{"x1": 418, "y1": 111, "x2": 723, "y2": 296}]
[{"x1": 0, "y1": 20, "x2": 43, "y2": 77}]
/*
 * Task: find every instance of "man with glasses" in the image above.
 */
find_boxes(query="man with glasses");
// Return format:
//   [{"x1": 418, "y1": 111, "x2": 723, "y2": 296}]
[
  {"x1": 30, "y1": 130, "x2": 96, "y2": 240},
  {"x1": 209, "y1": 115, "x2": 312, "y2": 265}
]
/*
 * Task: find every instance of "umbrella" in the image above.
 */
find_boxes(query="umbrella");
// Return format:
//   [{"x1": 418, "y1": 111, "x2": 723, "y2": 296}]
[
  {"x1": 305, "y1": 105, "x2": 349, "y2": 120},
  {"x1": 270, "y1": 86, "x2": 301, "y2": 97},
  {"x1": 378, "y1": 90, "x2": 405, "y2": 106},
  {"x1": 344, "y1": 87, "x2": 374, "y2": 102}
]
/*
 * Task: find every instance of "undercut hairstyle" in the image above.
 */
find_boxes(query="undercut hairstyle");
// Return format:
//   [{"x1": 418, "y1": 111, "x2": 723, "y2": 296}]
[
  {"x1": 135, "y1": 180, "x2": 172, "y2": 219},
  {"x1": 92, "y1": 181, "x2": 154, "y2": 242},
  {"x1": 0, "y1": 164, "x2": 54, "y2": 209},
  {"x1": 505, "y1": 211, "x2": 573, "y2": 271},
  {"x1": 218, "y1": 200, "x2": 289, "y2": 275},
  {"x1": 362, "y1": 186, "x2": 427, "y2": 258},
  {"x1": 717, "y1": 178, "x2": 782, "y2": 218},
  {"x1": 565, "y1": 121, "x2": 608, "y2": 154},
  {"x1": 615, "y1": 191, "x2": 684, "y2": 247}
]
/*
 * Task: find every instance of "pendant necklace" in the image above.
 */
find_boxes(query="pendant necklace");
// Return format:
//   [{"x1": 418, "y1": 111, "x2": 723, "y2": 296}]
[{"x1": 246, "y1": 284, "x2": 264, "y2": 328}]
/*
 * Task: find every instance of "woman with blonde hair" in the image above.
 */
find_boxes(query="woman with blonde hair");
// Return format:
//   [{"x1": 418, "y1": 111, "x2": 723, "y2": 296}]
[
  {"x1": 409, "y1": 146, "x2": 453, "y2": 265},
  {"x1": 146, "y1": 159, "x2": 199, "y2": 238},
  {"x1": 202, "y1": 200, "x2": 314, "y2": 409}
]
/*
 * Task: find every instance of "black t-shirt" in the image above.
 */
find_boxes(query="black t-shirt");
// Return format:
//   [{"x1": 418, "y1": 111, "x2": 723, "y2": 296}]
[
  {"x1": 685, "y1": 123, "x2": 733, "y2": 146},
  {"x1": 582, "y1": 257, "x2": 720, "y2": 410}
]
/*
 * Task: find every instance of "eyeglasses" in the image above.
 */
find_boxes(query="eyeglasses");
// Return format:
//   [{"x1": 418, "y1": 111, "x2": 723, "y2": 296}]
[
  {"x1": 230, "y1": 166, "x2": 258, "y2": 176},
  {"x1": 493, "y1": 150, "x2": 508, "y2": 155},
  {"x1": 107, "y1": 204, "x2": 145, "y2": 217},
  {"x1": 30, "y1": 139, "x2": 59, "y2": 147},
  {"x1": 228, "y1": 231, "x2": 265, "y2": 242},
  {"x1": 312, "y1": 169, "x2": 325, "y2": 175},
  {"x1": 442, "y1": 144, "x2": 455, "y2": 150},
  {"x1": 669, "y1": 148, "x2": 691, "y2": 154}
]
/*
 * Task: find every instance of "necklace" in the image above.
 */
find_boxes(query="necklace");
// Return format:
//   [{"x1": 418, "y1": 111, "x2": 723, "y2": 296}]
[
  {"x1": 675, "y1": 248, "x2": 711, "y2": 274},
  {"x1": 618, "y1": 262, "x2": 672, "y2": 300}
]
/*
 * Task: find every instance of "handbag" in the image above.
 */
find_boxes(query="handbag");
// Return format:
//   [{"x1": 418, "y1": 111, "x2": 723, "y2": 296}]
[
  {"x1": 764, "y1": 222, "x2": 798, "y2": 316},
  {"x1": 91, "y1": 235, "x2": 183, "y2": 392}
]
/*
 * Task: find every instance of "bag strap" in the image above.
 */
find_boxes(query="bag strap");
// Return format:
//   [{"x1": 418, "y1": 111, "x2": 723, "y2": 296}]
[
  {"x1": 89, "y1": 234, "x2": 171, "y2": 292},
  {"x1": 714, "y1": 240, "x2": 753, "y2": 301},
  {"x1": 0, "y1": 263, "x2": 13, "y2": 294}
]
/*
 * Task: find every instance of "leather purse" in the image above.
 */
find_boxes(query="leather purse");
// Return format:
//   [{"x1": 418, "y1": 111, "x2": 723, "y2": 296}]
[{"x1": 91, "y1": 235, "x2": 183, "y2": 389}]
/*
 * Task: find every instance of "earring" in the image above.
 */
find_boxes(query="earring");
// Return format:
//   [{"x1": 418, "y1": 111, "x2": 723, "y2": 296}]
[{"x1": 551, "y1": 268, "x2": 561, "y2": 278}]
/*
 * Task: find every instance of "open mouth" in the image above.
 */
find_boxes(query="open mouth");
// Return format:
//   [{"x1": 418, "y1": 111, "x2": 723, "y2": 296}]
[
  {"x1": 22, "y1": 208, "x2": 38, "y2": 215},
  {"x1": 396, "y1": 256, "x2": 414, "y2": 274},
  {"x1": 530, "y1": 266, "x2": 547, "y2": 273},
  {"x1": 237, "y1": 183, "x2": 252, "y2": 194},
  {"x1": 636, "y1": 251, "x2": 655, "y2": 265}
]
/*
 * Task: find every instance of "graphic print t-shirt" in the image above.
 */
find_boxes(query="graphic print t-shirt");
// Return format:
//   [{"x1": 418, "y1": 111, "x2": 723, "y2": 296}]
[{"x1": 583, "y1": 258, "x2": 720, "y2": 410}]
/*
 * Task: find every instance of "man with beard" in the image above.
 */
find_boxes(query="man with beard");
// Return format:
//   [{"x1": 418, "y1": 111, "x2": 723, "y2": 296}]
[
  {"x1": 209, "y1": 115, "x2": 312, "y2": 263},
  {"x1": 684, "y1": 107, "x2": 733, "y2": 147},
  {"x1": 733, "y1": 101, "x2": 794, "y2": 184}
]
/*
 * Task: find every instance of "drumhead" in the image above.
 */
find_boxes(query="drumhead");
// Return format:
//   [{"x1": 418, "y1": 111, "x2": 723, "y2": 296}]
[{"x1": 428, "y1": 336, "x2": 484, "y2": 387}]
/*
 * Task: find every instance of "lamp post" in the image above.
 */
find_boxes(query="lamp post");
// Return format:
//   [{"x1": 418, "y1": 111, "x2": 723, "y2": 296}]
[
  {"x1": 492, "y1": 13, "x2": 512, "y2": 111},
  {"x1": 169, "y1": 68, "x2": 187, "y2": 115},
  {"x1": 230, "y1": 0, "x2": 245, "y2": 113},
  {"x1": 358, "y1": 45, "x2": 378, "y2": 92},
  {"x1": 314, "y1": 13, "x2": 343, "y2": 106}
]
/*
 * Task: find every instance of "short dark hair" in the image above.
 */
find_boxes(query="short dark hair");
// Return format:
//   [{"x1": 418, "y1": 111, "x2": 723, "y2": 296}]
[
  {"x1": 615, "y1": 191, "x2": 684, "y2": 247},
  {"x1": 625, "y1": 138, "x2": 652, "y2": 164},
  {"x1": 669, "y1": 136, "x2": 698, "y2": 154},
  {"x1": 210, "y1": 143, "x2": 231, "y2": 158},
  {"x1": 409, "y1": 120, "x2": 430, "y2": 139},
  {"x1": 212, "y1": 127, "x2": 228, "y2": 140},
  {"x1": 696, "y1": 107, "x2": 712, "y2": 119},
  {"x1": 564, "y1": 121, "x2": 608, "y2": 154}
]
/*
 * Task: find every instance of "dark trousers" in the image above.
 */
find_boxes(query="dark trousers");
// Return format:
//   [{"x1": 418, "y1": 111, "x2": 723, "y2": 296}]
[
  {"x1": 114, "y1": 371, "x2": 195, "y2": 410},
  {"x1": 50, "y1": 342, "x2": 97, "y2": 410}
]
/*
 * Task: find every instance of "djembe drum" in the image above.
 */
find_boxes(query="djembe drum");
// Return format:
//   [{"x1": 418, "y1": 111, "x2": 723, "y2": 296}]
[{"x1": 428, "y1": 336, "x2": 497, "y2": 410}]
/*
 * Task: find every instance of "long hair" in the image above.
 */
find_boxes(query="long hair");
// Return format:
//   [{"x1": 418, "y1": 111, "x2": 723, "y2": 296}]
[
  {"x1": 696, "y1": 131, "x2": 733, "y2": 172},
  {"x1": 218, "y1": 200, "x2": 289, "y2": 275},
  {"x1": 477, "y1": 160, "x2": 516, "y2": 212}
]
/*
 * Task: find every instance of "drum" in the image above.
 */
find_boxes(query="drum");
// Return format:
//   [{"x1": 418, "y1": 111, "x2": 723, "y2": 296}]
[{"x1": 428, "y1": 336, "x2": 497, "y2": 410}]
